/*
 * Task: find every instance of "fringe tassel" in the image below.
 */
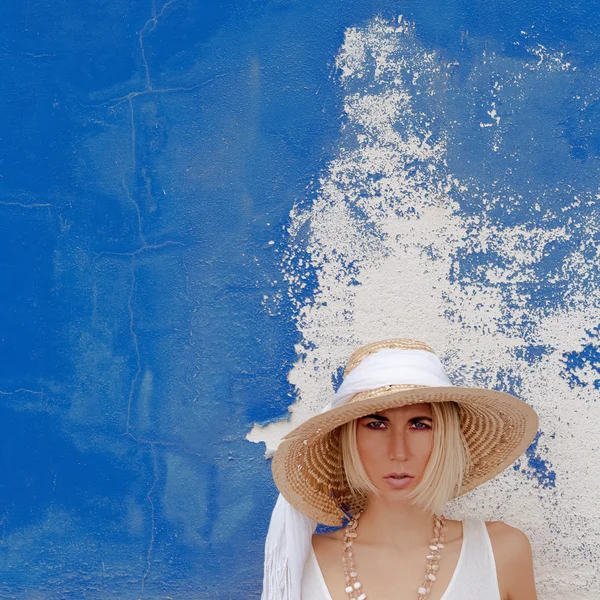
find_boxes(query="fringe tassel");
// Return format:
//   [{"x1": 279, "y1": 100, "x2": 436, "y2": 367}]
[{"x1": 262, "y1": 493, "x2": 317, "y2": 600}]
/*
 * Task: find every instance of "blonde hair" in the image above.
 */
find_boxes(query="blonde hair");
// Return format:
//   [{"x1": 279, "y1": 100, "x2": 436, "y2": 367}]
[{"x1": 338, "y1": 401, "x2": 472, "y2": 516}]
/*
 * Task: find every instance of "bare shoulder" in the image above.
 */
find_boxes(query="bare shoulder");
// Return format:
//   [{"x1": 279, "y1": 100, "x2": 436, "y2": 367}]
[
  {"x1": 311, "y1": 527, "x2": 346, "y2": 575},
  {"x1": 313, "y1": 528, "x2": 344, "y2": 544},
  {"x1": 485, "y1": 520, "x2": 533, "y2": 557},
  {"x1": 312, "y1": 527, "x2": 345, "y2": 552},
  {"x1": 485, "y1": 521, "x2": 537, "y2": 600}
]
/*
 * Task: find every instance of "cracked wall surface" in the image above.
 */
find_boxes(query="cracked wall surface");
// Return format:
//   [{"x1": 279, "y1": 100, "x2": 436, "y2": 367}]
[
  {"x1": 248, "y1": 13, "x2": 600, "y2": 600},
  {"x1": 0, "y1": 1, "x2": 599, "y2": 598}
]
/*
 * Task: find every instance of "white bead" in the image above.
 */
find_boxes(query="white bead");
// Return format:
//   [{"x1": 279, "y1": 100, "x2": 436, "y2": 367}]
[
  {"x1": 353, "y1": 581, "x2": 362, "y2": 589},
  {"x1": 345, "y1": 586, "x2": 353, "y2": 593},
  {"x1": 437, "y1": 543, "x2": 445, "y2": 548},
  {"x1": 429, "y1": 544, "x2": 438, "y2": 550},
  {"x1": 427, "y1": 573, "x2": 436, "y2": 581},
  {"x1": 418, "y1": 587, "x2": 427, "y2": 594},
  {"x1": 350, "y1": 571, "x2": 357, "y2": 577},
  {"x1": 357, "y1": 595, "x2": 367, "y2": 600}
]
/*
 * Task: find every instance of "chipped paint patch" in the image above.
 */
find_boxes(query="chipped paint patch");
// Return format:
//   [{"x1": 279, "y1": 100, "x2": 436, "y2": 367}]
[{"x1": 248, "y1": 15, "x2": 600, "y2": 598}]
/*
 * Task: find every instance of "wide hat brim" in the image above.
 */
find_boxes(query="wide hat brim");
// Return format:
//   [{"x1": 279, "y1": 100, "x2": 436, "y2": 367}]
[{"x1": 272, "y1": 384, "x2": 539, "y2": 526}]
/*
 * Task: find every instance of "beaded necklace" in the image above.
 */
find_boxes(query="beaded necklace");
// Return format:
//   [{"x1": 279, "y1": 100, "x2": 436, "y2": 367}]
[{"x1": 341, "y1": 511, "x2": 448, "y2": 600}]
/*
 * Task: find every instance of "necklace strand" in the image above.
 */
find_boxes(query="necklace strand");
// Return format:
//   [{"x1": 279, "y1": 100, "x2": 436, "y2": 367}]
[{"x1": 341, "y1": 512, "x2": 448, "y2": 600}]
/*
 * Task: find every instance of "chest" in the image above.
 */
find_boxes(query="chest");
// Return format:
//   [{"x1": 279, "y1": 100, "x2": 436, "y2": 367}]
[{"x1": 314, "y1": 538, "x2": 464, "y2": 600}]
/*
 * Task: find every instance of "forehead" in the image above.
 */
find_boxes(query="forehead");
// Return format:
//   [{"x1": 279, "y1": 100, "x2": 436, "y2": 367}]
[{"x1": 372, "y1": 402, "x2": 432, "y2": 418}]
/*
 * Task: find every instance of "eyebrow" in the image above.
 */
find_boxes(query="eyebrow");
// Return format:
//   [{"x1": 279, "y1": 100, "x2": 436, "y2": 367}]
[{"x1": 361, "y1": 414, "x2": 433, "y2": 423}]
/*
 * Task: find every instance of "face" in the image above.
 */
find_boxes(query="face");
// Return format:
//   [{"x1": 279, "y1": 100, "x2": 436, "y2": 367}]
[{"x1": 355, "y1": 403, "x2": 434, "y2": 497}]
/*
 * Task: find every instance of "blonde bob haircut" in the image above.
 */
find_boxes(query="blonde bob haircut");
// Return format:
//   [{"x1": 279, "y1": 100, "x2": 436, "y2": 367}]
[{"x1": 338, "y1": 401, "x2": 472, "y2": 516}]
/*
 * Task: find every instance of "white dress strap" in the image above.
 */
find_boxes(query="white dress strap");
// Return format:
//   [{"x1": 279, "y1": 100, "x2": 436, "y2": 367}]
[
  {"x1": 301, "y1": 538, "x2": 331, "y2": 599},
  {"x1": 443, "y1": 518, "x2": 501, "y2": 600}
]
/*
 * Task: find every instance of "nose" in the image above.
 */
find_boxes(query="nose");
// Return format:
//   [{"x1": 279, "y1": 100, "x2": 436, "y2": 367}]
[{"x1": 388, "y1": 426, "x2": 409, "y2": 462}]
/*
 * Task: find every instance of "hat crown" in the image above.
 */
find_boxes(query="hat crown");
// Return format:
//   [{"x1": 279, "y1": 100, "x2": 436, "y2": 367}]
[
  {"x1": 332, "y1": 342, "x2": 451, "y2": 412},
  {"x1": 344, "y1": 338, "x2": 435, "y2": 376}
]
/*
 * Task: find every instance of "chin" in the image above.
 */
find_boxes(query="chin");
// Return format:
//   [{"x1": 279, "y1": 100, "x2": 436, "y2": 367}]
[
  {"x1": 376, "y1": 477, "x2": 419, "y2": 497},
  {"x1": 377, "y1": 487, "x2": 412, "y2": 499}
]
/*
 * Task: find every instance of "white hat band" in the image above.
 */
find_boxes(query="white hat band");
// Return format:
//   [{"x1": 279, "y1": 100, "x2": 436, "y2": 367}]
[{"x1": 331, "y1": 348, "x2": 454, "y2": 410}]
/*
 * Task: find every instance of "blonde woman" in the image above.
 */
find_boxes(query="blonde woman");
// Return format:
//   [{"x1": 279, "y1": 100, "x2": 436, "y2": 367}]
[{"x1": 262, "y1": 339, "x2": 539, "y2": 600}]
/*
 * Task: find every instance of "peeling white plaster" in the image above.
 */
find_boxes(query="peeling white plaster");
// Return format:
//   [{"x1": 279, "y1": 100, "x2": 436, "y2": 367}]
[{"x1": 248, "y1": 15, "x2": 600, "y2": 598}]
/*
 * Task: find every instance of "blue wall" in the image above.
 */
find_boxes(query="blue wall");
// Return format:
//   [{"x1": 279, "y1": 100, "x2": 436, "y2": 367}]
[{"x1": 1, "y1": 0, "x2": 599, "y2": 597}]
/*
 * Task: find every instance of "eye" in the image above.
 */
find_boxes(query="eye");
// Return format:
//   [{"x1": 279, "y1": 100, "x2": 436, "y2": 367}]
[
  {"x1": 365, "y1": 421, "x2": 387, "y2": 429},
  {"x1": 412, "y1": 421, "x2": 431, "y2": 430}
]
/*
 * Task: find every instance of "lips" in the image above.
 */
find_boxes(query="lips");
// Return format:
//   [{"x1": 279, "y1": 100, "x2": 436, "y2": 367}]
[
  {"x1": 384, "y1": 473, "x2": 414, "y2": 489},
  {"x1": 385, "y1": 473, "x2": 413, "y2": 479}
]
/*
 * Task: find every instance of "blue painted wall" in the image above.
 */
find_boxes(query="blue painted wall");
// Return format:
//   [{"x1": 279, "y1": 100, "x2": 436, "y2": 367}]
[{"x1": 1, "y1": 0, "x2": 599, "y2": 597}]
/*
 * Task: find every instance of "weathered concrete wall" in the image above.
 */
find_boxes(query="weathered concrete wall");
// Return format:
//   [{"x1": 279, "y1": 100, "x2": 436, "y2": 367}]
[
  {"x1": 0, "y1": 0, "x2": 598, "y2": 598},
  {"x1": 249, "y1": 15, "x2": 600, "y2": 600}
]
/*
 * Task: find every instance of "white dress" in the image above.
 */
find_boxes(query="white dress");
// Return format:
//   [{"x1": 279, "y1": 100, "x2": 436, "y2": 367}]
[{"x1": 301, "y1": 517, "x2": 502, "y2": 600}]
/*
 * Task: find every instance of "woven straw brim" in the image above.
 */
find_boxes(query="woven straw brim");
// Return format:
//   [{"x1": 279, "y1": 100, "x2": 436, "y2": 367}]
[{"x1": 272, "y1": 384, "x2": 539, "y2": 526}]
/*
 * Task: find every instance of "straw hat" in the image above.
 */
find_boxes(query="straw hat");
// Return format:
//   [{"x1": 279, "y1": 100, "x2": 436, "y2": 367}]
[{"x1": 271, "y1": 338, "x2": 539, "y2": 526}]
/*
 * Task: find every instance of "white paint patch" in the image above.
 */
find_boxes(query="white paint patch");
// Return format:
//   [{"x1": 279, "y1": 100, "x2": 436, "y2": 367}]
[
  {"x1": 248, "y1": 16, "x2": 600, "y2": 597},
  {"x1": 518, "y1": 34, "x2": 575, "y2": 72}
]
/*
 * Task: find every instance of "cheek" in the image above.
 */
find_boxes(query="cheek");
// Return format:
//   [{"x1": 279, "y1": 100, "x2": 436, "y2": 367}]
[
  {"x1": 355, "y1": 428, "x2": 389, "y2": 472},
  {"x1": 418, "y1": 433, "x2": 435, "y2": 462}
]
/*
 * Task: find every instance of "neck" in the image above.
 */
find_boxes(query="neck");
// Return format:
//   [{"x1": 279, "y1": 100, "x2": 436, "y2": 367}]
[{"x1": 353, "y1": 494, "x2": 438, "y2": 554}]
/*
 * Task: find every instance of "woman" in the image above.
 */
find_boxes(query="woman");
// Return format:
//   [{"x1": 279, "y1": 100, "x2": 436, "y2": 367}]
[{"x1": 262, "y1": 338, "x2": 539, "y2": 600}]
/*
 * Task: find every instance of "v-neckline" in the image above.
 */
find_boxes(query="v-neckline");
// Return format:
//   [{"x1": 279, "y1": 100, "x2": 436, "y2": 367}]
[{"x1": 309, "y1": 519, "x2": 468, "y2": 600}]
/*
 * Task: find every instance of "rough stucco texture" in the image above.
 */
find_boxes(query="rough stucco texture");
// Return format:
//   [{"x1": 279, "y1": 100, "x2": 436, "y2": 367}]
[
  {"x1": 248, "y1": 12, "x2": 600, "y2": 600},
  {"x1": 0, "y1": 0, "x2": 598, "y2": 598}
]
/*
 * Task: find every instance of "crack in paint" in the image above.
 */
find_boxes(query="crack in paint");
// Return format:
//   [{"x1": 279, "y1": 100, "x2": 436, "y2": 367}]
[{"x1": 138, "y1": 0, "x2": 178, "y2": 91}]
